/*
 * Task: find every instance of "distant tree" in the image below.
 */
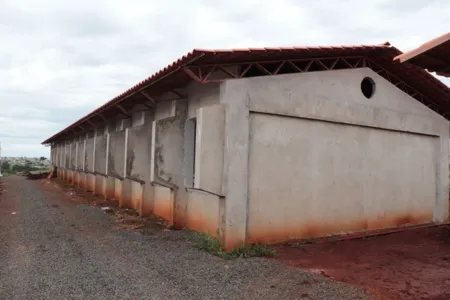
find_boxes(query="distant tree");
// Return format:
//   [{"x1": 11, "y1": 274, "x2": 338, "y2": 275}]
[
  {"x1": 39, "y1": 156, "x2": 46, "y2": 161},
  {"x1": 1, "y1": 161, "x2": 11, "y2": 173}
]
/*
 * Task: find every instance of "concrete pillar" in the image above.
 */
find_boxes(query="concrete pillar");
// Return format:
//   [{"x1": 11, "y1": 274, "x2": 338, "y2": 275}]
[
  {"x1": 120, "y1": 178, "x2": 133, "y2": 208},
  {"x1": 103, "y1": 176, "x2": 115, "y2": 199},
  {"x1": 434, "y1": 134, "x2": 450, "y2": 222},
  {"x1": 68, "y1": 170, "x2": 74, "y2": 184},
  {"x1": 73, "y1": 171, "x2": 79, "y2": 186},
  {"x1": 79, "y1": 172, "x2": 86, "y2": 189},
  {"x1": 94, "y1": 174, "x2": 103, "y2": 196},
  {"x1": 114, "y1": 178, "x2": 123, "y2": 202},
  {"x1": 154, "y1": 185, "x2": 174, "y2": 225},
  {"x1": 220, "y1": 80, "x2": 249, "y2": 250},
  {"x1": 141, "y1": 183, "x2": 154, "y2": 216},
  {"x1": 86, "y1": 174, "x2": 95, "y2": 192},
  {"x1": 131, "y1": 181, "x2": 143, "y2": 212}
]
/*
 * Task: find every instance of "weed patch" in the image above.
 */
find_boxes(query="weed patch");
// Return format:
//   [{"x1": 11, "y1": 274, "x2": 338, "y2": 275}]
[{"x1": 191, "y1": 232, "x2": 276, "y2": 259}]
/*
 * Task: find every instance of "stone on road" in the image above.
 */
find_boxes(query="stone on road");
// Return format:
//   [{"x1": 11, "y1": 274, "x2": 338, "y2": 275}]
[{"x1": 0, "y1": 176, "x2": 369, "y2": 300}]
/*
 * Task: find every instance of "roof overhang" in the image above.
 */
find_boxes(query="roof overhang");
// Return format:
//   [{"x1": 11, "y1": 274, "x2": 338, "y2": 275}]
[
  {"x1": 394, "y1": 32, "x2": 450, "y2": 77},
  {"x1": 43, "y1": 42, "x2": 450, "y2": 145}
]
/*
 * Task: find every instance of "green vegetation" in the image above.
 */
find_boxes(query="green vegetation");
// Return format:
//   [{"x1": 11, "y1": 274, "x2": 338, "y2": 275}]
[
  {"x1": 191, "y1": 232, "x2": 276, "y2": 259},
  {"x1": 1, "y1": 159, "x2": 48, "y2": 175}
]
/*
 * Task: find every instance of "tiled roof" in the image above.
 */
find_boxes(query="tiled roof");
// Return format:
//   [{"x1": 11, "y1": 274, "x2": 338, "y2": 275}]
[{"x1": 42, "y1": 42, "x2": 450, "y2": 144}]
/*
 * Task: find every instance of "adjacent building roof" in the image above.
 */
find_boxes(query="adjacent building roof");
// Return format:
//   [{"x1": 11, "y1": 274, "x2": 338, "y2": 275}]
[
  {"x1": 42, "y1": 42, "x2": 450, "y2": 144},
  {"x1": 394, "y1": 32, "x2": 450, "y2": 77}
]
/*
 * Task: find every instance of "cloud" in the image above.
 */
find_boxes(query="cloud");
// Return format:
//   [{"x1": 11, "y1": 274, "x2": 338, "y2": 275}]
[{"x1": 0, "y1": 0, "x2": 449, "y2": 157}]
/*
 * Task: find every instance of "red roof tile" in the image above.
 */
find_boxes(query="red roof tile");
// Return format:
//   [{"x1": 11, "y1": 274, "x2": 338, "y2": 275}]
[{"x1": 42, "y1": 42, "x2": 450, "y2": 144}]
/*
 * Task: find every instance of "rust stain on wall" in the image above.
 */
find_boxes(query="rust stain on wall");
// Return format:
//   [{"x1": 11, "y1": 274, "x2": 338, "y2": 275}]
[
  {"x1": 187, "y1": 213, "x2": 219, "y2": 238},
  {"x1": 140, "y1": 199, "x2": 153, "y2": 217},
  {"x1": 115, "y1": 183, "x2": 123, "y2": 205},
  {"x1": 86, "y1": 175, "x2": 94, "y2": 192},
  {"x1": 247, "y1": 212, "x2": 434, "y2": 245},
  {"x1": 153, "y1": 198, "x2": 174, "y2": 225},
  {"x1": 79, "y1": 174, "x2": 86, "y2": 189},
  {"x1": 131, "y1": 191, "x2": 142, "y2": 212},
  {"x1": 73, "y1": 172, "x2": 79, "y2": 187}
]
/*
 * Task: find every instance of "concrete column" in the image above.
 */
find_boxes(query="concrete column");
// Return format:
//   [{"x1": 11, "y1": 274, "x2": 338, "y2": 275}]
[
  {"x1": 172, "y1": 100, "x2": 188, "y2": 228},
  {"x1": 434, "y1": 134, "x2": 450, "y2": 222},
  {"x1": 94, "y1": 174, "x2": 104, "y2": 196},
  {"x1": 103, "y1": 176, "x2": 115, "y2": 200},
  {"x1": 141, "y1": 182, "x2": 154, "y2": 216},
  {"x1": 93, "y1": 127, "x2": 107, "y2": 195},
  {"x1": 114, "y1": 178, "x2": 123, "y2": 202},
  {"x1": 220, "y1": 80, "x2": 250, "y2": 250},
  {"x1": 131, "y1": 181, "x2": 143, "y2": 212},
  {"x1": 79, "y1": 172, "x2": 86, "y2": 189},
  {"x1": 86, "y1": 174, "x2": 95, "y2": 192},
  {"x1": 121, "y1": 178, "x2": 133, "y2": 208}
]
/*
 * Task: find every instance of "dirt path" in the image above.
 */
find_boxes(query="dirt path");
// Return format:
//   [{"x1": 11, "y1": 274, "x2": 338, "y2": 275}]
[
  {"x1": 274, "y1": 225, "x2": 450, "y2": 300},
  {"x1": 0, "y1": 176, "x2": 368, "y2": 300}
]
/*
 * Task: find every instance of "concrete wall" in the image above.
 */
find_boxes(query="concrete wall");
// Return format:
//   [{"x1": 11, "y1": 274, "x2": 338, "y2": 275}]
[
  {"x1": 76, "y1": 141, "x2": 84, "y2": 171},
  {"x1": 248, "y1": 113, "x2": 438, "y2": 243},
  {"x1": 187, "y1": 83, "x2": 220, "y2": 118},
  {"x1": 194, "y1": 104, "x2": 225, "y2": 195},
  {"x1": 151, "y1": 99, "x2": 188, "y2": 226},
  {"x1": 186, "y1": 189, "x2": 220, "y2": 237},
  {"x1": 219, "y1": 67, "x2": 449, "y2": 249},
  {"x1": 85, "y1": 137, "x2": 94, "y2": 173},
  {"x1": 94, "y1": 135, "x2": 107, "y2": 175},
  {"x1": 108, "y1": 130, "x2": 126, "y2": 179},
  {"x1": 49, "y1": 67, "x2": 449, "y2": 251},
  {"x1": 127, "y1": 121, "x2": 152, "y2": 182}
]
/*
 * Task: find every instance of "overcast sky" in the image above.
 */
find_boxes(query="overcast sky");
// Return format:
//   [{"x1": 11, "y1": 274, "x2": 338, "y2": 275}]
[{"x1": 0, "y1": 0, "x2": 449, "y2": 157}]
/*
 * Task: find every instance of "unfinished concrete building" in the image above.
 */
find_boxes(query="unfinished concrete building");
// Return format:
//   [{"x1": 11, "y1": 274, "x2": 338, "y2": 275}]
[{"x1": 43, "y1": 42, "x2": 450, "y2": 250}]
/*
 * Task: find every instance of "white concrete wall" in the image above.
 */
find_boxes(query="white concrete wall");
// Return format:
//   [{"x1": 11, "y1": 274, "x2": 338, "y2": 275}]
[
  {"x1": 186, "y1": 189, "x2": 220, "y2": 237},
  {"x1": 194, "y1": 104, "x2": 225, "y2": 195},
  {"x1": 248, "y1": 113, "x2": 438, "y2": 243},
  {"x1": 220, "y1": 68, "x2": 449, "y2": 249},
  {"x1": 187, "y1": 83, "x2": 220, "y2": 118}
]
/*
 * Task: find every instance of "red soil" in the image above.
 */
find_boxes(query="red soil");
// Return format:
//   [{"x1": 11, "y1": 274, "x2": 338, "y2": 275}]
[{"x1": 273, "y1": 225, "x2": 450, "y2": 300}]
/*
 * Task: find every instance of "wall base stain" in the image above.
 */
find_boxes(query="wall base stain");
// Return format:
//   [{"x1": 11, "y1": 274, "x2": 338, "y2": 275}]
[
  {"x1": 187, "y1": 213, "x2": 219, "y2": 238},
  {"x1": 86, "y1": 175, "x2": 95, "y2": 192},
  {"x1": 153, "y1": 199, "x2": 173, "y2": 225},
  {"x1": 140, "y1": 201, "x2": 153, "y2": 217},
  {"x1": 94, "y1": 176, "x2": 104, "y2": 196},
  {"x1": 247, "y1": 212, "x2": 433, "y2": 245},
  {"x1": 114, "y1": 180, "x2": 123, "y2": 204},
  {"x1": 79, "y1": 174, "x2": 86, "y2": 189},
  {"x1": 130, "y1": 182, "x2": 143, "y2": 212}
]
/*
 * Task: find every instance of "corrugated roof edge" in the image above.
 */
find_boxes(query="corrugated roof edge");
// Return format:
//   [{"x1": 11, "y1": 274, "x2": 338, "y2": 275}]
[{"x1": 42, "y1": 49, "x2": 206, "y2": 144}]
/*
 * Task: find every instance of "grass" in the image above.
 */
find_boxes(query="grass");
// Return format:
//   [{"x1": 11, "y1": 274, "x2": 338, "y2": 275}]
[{"x1": 191, "y1": 232, "x2": 276, "y2": 259}]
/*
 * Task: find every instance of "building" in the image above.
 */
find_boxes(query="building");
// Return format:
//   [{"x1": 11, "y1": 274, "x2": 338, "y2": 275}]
[{"x1": 43, "y1": 42, "x2": 450, "y2": 250}]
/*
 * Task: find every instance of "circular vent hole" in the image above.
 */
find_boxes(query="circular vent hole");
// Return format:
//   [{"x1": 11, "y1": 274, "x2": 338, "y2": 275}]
[{"x1": 361, "y1": 77, "x2": 376, "y2": 99}]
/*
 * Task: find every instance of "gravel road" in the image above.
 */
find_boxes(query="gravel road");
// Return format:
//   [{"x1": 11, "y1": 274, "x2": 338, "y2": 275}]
[{"x1": 0, "y1": 176, "x2": 370, "y2": 300}]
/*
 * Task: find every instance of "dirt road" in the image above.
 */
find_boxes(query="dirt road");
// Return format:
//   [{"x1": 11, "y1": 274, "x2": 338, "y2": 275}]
[
  {"x1": 274, "y1": 224, "x2": 450, "y2": 299},
  {"x1": 0, "y1": 176, "x2": 368, "y2": 300}
]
